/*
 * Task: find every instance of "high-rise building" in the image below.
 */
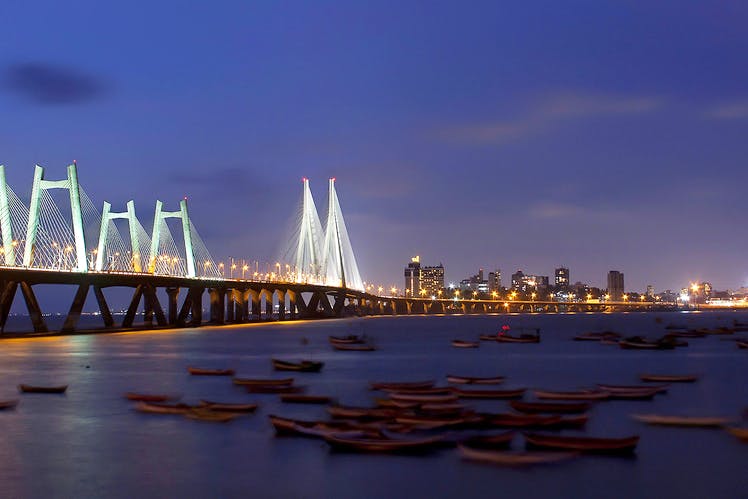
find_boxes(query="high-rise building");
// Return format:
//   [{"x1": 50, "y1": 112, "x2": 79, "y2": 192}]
[
  {"x1": 404, "y1": 256, "x2": 421, "y2": 296},
  {"x1": 511, "y1": 270, "x2": 525, "y2": 290},
  {"x1": 607, "y1": 270, "x2": 625, "y2": 301},
  {"x1": 420, "y1": 264, "x2": 445, "y2": 296},
  {"x1": 488, "y1": 270, "x2": 501, "y2": 292},
  {"x1": 646, "y1": 285, "x2": 654, "y2": 298},
  {"x1": 555, "y1": 267, "x2": 569, "y2": 288}
]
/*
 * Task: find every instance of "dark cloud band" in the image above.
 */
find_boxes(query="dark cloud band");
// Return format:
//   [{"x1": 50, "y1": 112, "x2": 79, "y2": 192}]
[{"x1": 3, "y1": 62, "x2": 108, "y2": 105}]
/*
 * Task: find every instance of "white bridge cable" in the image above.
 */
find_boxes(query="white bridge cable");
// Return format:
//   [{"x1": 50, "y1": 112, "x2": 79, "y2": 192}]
[
  {"x1": 190, "y1": 221, "x2": 221, "y2": 278},
  {"x1": 276, "y1": 180, "x2": 324, "y2": 284},
  {"x1": 0, "y1": 185, "x2": 30, "y2": 264},
  {"x1": 153, "y1": 219, "x2": 188, "y2": 276},
  {"x1": 321, "y1": 180, "x2": 364, "y2": 291},
  {"x1": 102, "y1": 220, "x2": 130, "y2": 271}
]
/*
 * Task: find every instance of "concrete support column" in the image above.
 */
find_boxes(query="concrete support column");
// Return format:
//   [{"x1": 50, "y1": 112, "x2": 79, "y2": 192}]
[
  {"x1": 209, "y1": 288, "x2": 225, "y2": 325},
  {"x1": 191, "y1": 287, "x2": 204, "y2": 325},
  {"x1": 277, "y1": 290, "x2": 286, "y2": 320},
  {"x1": 225, "y1": 288, "x2": 235, "y2": 322},
  {"x1": 166, "y1": 287, "x2": 179, "y2": 325}
]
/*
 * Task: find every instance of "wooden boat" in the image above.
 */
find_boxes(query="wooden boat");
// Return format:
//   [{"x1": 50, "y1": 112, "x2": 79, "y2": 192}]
[
  {"x1": 271, "y1": 359, "x2": 324, "y2": 372},
  {"x1": 418, "y1": 403, "x2": 467, "y2": 415},
  {"x1": 510, "y1": 400, "x2": 590, "y2": 414},
  {"x1": 125, "y1": 392, "x2": 176, "y2": 402},
  {"x1": 619, "y1": 337, "x2": 676, "y2": 350},
  {"x1": 459, "y1": 431, "x2": 515, "y2": 449},
  {"x1": 389, "y1": 392, "x2": 458, "y2": 404},
  {"x1": 370, "y1": 380, "x2": 435, "y2": 391},
  {"x1": 447, "y1": 375, "x2": 505, "y2": 385},
  {"x1": 18, "y1": 384, "x2": 68, "y2": 394},
  {"x1": 639, "y1": 374, "x2": 698, "y2": 383},
  {"x1": 246, "y1": 384, "x2": 305, "y2": 394},
  {"x1": 0, "y1": 399, "x2": 19, "y2": 410},
  {"x1": 331, "y1": 342, "x2": 376, "y2": 351},
  {"x1": 135, "y1": 402, "x2": 196, "y2": 414},
  {"x1": 232, "y1": 377, "x2": 294, "y2": 386},
  {"x1": 693, "y1": 327, "x2": 734, "y2": 335},
  {"x1": 726, "y1": 427, "x2": 748, "y2": 441},
  {"x1": 380, "y1": 386, "x2": 454, "y2": 395},
  {"x1": 631, "y1": 414, "x2": 730, "y2": 427},
  {"x1": 323, "y1": 433, "x2": 444, "y2": 453},
  {"x1": 479, "y1": 334, "x2": 498, "y2": 341},
  {"x1": 496, "y1": 333, "x2": 540, "y2": 343},
  {"x1": 606, "y1": 389, "x2": 660, "y2": 400},
  {"x1": 459, "y1": 445, "x2": 578, "y2": 466},
  {"x1": 328, "y1": 335, "x2": 366, "y2": 344},
  {"x1": 187, "y1": 367, "x2": 235, "y2": 376},
  {"x1": 451, "y1": 340, "x2": 479, "y2": 348},
  {"x1": 269, "y1": 414, "x2": 362, "y2": 437},
  {"x1": 198, "y1": 401, "x2": 258, "y2": 412},
  {"x1": 486, "y1": 412, "x2": 588, "y2": 429},
  {"x1": 573, "y1": 331, "x2": 621, "y2": 341},
  {"x1": 533, "y1": 389, "x2": 610, "y2": 401},
  {"x1": 597, "y1": 383, "x2": 669, "y2": 394},
  {"x1": 524, "y1": 432, "x2": 639, "y2": 454},
  {"x1": 375, "y1": 398, "x2": 420, "y2": 409},
  {"x1": 454, "y1": 387, "x2": 526, "y2": 399},
  {"x1": 327, "y1": 405, "x2": 399, "y2": 420},
  {"x1": 184, "y1": 409, "x2": 239, "y2": 423},
  {"x1": 664, "y1": 331, "x2": 706, "y2": 338},
  {"x1": 737, "y1": 341, "x2": 748, "y2": 349},
  {"x1": 394, "y1": 415, "x2": 469, "y2": 429},
  {"x1": 280, "y1": 394, "x2": 334, "y2": 404}
]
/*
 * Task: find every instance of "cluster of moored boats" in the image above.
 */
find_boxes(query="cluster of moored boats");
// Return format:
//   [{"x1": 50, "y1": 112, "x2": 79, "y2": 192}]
[
  {"x1": 453, "y1": 327, "x2": 541, "y2": 347},
  {"x1": 574, "y1": 322, "x2": 748, "y2": 350}
]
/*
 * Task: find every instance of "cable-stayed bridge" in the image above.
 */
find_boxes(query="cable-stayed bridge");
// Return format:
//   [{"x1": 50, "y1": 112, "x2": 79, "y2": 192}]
[{"x1": 0, "y1": 163, "x2": 666, "y2": 336}]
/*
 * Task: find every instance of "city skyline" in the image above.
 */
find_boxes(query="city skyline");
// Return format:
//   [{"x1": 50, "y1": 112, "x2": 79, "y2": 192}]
[{"x1": 2, "y1": 2, "x2": 748, "y2": 293}]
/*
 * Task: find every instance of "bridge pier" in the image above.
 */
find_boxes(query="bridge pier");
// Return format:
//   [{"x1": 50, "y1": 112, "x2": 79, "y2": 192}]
[
  {"x1": 209, "y1": 288, "x2": 225, "y2": 325},
  {"x1": 277, "y1": 290, "x2": 286, "y2": 320},
  {"x1": 225, "y1": 288, "x2": 235, "y2": 322},
  {"x1": 61, "y1": 283, "x2": 89, "y2": 333},
  {"x1": 166, "y1": 287, "x2": 179, "y2": 325}
]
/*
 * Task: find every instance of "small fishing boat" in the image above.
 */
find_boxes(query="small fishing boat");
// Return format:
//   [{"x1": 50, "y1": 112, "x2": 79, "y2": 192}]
[
  {"x1": 394, "y1": 414, "x2": 469, "y2": 429},
  {"x1": 246, "y1": 384, "x2": 305, "y2": 394},
  {"x1": 486, "y1": 412, "x2": 588, "y2": 429},
  {"x1": 0, "y1": 399, "x2": 19, "y2": 410},
  {"x1": 380, "y1": 386, "x2": 454, "y2": 395},
  {"x1": 184, "y1": 409, "x2": 239, "y2": 423},
  {"x1": 232, "y1": 377, "x2": 294, "y2": 386},
  {"x1": 323, "y1": 433, "x2": 444, "y2": 453},
  {"x1": 18, "y1": 384, "x2": 68, "y2": 394},
  {"x1": 280, "y1": 394, "x2": 335, "y2": 404},
  {"x1": 631, "y1": 414, "x2": 730, "y2": 427},
  {"x1": 510, "y1": 400, "x2": 591, "y2": 414},
  {"x1": 389, "y1": 392, "x2": 459, "y2": 404},
  {"x1": 523, "y1": 432, "x2": 639, "y2": 454},
  {"x1": 693, "y1": 327, "x2": 734, "y2": 335},
  {"x1": 451, "y1": 340, "x2": 479, "y2": 348},
  {"x1": 331, "y1": 342, "x2": 376, "y2": 351},
  {"x1": 459, "y1": 431, "x2": 515, "y2": 449},
  {"x1": 533, "y1": 389, "x2": 610, "y2": 401},
  {"x1": 271, "y1": 359, "x2": 324, "y2": 372},
  {"x1": 375, "y1": 398, "x2": 420, "y2": 409},
  {"x1": 619, "y1": 336, "x2": 676, "y2": 350},
  {"x1": 726, "y1": 427, "x2": 748, "y2": 441},
  {"x1": 370, "y1": 380, "x2": 435, "y2": 391},
  {"x1": 187, "y1": 367, "x2": 235, "y2": 376},
  {"x1": 327, "y1": 405, "x2": 399, "y2": 420},
  {"x1": 447, "y1": 375, "x2": 505, "y2": 385},
  {"x1": 328, "y1": 335, "x2": 366, "y2": 344},
  {"x1": 639, "y1": 374, "x2": 698, "y2": 383},
  {"x1": 454, "y1": 387, "x2": 526, "y2": 399},
  {"x1": 198, "y1": 401, "x2": 258, "y2": 412},
  {"x1": 573, "y1": 331, "x2": 621, "y2": 341},
  {"x1": 496, "y1": 333, "x2": 540, "y2": 343},
  {"x1": 479, "y1": 334, "x2": 498, "y2": 341},
  {"x1": 268, "y1": 414, "x2": 362, "y2": 437},
  {"x1": 597, "y1": 383, "x2": 669, "y2": 394},
  {"x1": 664, "y1": 330, "x2": 706, "y2": 338},
  {"x1": 418, "y1": 403, "x2": 467, "y2": 415},
  {"x1": 737, "y1": 341, "x2": 748, "y2": 349},
  {"x1": 459, "y1": 445, "x2": 578, "y2": 466},
  {"x1": 124, "y1": 392, "x2": 176, "y2": 402},
  {"x1": 135, "y1": 402, "x2": 196, "y2": 414}
]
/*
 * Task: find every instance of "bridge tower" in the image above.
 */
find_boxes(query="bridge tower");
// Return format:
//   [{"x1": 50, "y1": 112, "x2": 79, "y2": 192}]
[
  {"x1": 95, "y1": 200, "x2": 144, "y2": 272},
  {"x1": 148, "y1": 199, "x2": 196, "y2": 277},
  {"x1": 0, "y1": 166, "x2": 16, "y2": 266},
  {"x1": 294, "y1": 178, "x2": 324, "y2": 283},
  {"x1": 23, "y1": 163, "x2": 87, "y2": 272},
  {"x1": 321, "y1": 178, "x2": 363, "y2": 291}
]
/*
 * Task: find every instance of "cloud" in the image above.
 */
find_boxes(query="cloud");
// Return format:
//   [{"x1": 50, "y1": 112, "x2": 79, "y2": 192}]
[
  {"x1": 707, "y1": 101, "x2": 748, "y2": 119},
  {"x1": 440, "y1": 92, "x2": 661, "y2": 144},
  {"x1": 528, "y1": 202, "x2": 584, "y2": 219},
  {"x1": 3, "y1": 62, "x2": 108, "y2": 105}
]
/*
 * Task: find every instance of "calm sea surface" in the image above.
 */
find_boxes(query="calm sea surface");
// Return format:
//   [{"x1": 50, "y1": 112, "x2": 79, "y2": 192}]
[{"x1": 0, "y1": 312, "x2": 746, "y2": 499}]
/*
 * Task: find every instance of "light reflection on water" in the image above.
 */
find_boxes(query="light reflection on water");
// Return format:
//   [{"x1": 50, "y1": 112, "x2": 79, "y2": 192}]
[{"x1": 0, "y1": 312, "x2": 746, "y2": 498}]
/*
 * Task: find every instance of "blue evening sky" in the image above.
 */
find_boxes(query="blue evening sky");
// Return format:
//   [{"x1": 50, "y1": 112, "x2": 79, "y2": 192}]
[{"x1": 1, "y1": 1, "x2": 747, "y2": 292}]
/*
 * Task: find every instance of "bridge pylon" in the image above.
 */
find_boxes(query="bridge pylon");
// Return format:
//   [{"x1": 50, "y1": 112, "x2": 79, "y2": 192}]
[
  {"x1": 23, "y1": 163, "x2": 87, "y2": 272},
  {"x1": 0, "y1": 166, "x2": 16, "y2": 266},
  {"x1": 293, "y1": 178, "x2": 323, "y2": 283},
  {"x1": 148, "y1": 199, "x2": 196, "y2": 277},
  {"x1": 95, "y1": 200, "x2": 145, "y2": 272},
  {"x1": 321, "y1": 178, "x2": 363, "y2": 291}
]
